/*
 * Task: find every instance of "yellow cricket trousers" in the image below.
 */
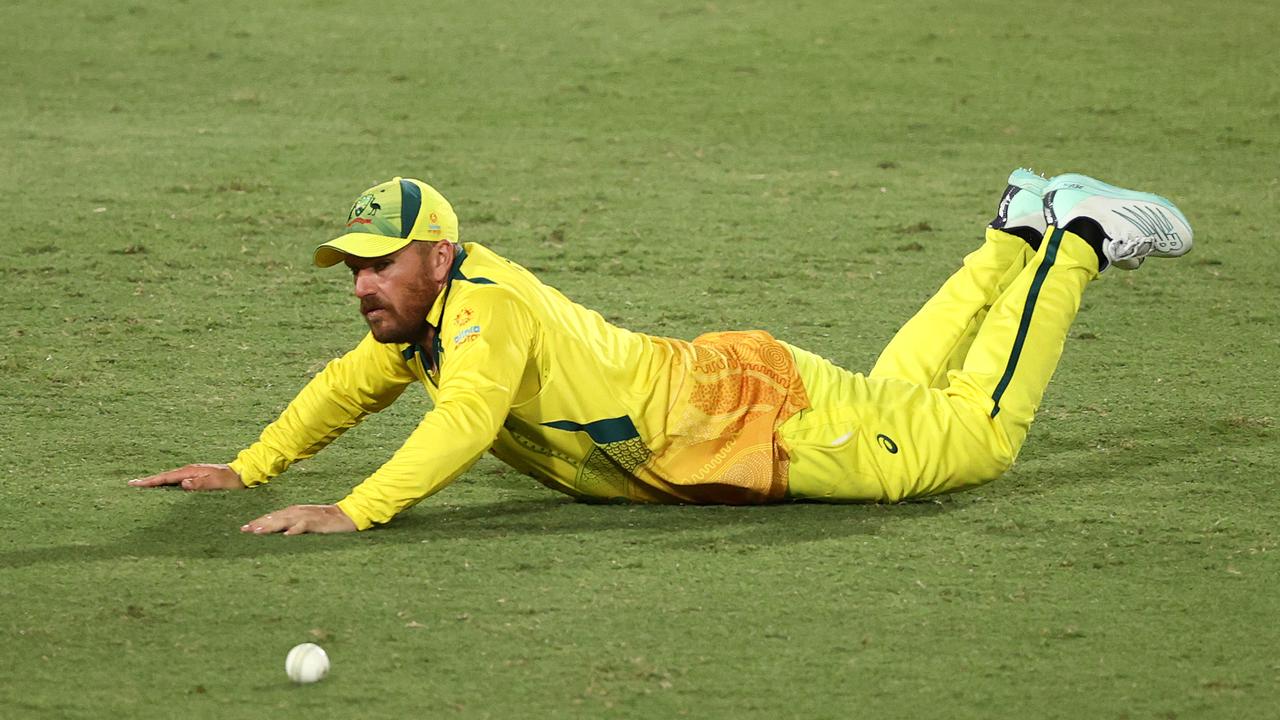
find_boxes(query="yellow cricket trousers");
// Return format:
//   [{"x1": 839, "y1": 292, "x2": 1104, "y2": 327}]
[{"x1": 782, "y1": 225, "x2": 1099, "y2": 501}]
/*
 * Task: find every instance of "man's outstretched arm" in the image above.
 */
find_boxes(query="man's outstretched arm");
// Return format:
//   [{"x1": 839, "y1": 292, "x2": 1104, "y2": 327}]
[
  {"x1": 249, "y1": 288, "x2": 538, "y2": 534},
  {"x1": 131, "y1": 332, "x2": 416, "y2": 490},
  {"x1": 228, "y1": 333, "x2": 417, "y2": 485}
]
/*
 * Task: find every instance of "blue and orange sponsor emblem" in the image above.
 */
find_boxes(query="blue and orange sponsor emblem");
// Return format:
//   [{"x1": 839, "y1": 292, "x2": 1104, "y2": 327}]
[
  {"x1": 451, "y1": 308, "x2": 480, "y2": 346},
  {"x1": 453, "y1": 324, "x2": 481, "y2": 346}
]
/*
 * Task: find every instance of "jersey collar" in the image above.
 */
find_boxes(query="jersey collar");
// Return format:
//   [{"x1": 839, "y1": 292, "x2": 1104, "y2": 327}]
[{"x1": 424, "y1": 243, "x2": 469, "y2": 329}]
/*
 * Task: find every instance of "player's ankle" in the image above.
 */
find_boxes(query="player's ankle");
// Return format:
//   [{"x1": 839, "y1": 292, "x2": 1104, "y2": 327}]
[
  {"x1": 1063, "y1": 218, "x2": 1108, "y2": 269},
  {"x1": 1003, "y1": 226, "x2": 1043, "y2": 251}
]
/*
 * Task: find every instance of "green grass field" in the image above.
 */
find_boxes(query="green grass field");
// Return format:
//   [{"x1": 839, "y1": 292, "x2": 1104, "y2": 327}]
[{"x1": 3, "y1": 0, "x2": 1278, "y2": 717}]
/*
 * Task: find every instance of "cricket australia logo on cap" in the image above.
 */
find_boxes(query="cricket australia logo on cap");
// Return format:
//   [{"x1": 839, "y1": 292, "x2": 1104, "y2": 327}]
[
  {"x1": 347, "y1": 193, "x2": 378, "y2": 226},
  {"x1": 344, "y1": 183, "x2": 404, "y2": 237}
]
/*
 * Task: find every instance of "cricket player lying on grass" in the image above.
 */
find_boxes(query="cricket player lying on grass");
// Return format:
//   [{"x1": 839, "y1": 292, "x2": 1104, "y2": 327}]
[{"x1": 131, "y1": 170, "x2": 1193, "y2": 534}]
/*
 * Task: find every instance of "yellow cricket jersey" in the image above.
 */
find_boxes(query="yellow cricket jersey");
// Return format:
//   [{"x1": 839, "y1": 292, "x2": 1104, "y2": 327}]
[{"x1": 229, "y1": 243, "x2": 809, "y2": 529}]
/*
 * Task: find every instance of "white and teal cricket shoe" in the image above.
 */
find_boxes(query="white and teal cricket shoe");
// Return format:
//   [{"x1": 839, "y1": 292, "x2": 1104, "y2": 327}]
[
  {"x1": 989, "y1": 167, "x2": 1050, "y2": 245},
  {"x1": 1043, "y1": 173, "x2": 1193, "y2": 270}
]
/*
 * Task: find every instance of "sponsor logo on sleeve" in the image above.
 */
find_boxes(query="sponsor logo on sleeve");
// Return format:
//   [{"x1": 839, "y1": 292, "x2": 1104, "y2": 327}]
[
  {"x1": 450, "y1": 307, "x2": 481, "y2": 346},
  {"x1": 453, "y1": 324, "x2": 481, "y2": 346}
]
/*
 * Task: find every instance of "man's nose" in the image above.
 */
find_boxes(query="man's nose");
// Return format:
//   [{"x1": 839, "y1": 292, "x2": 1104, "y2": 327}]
[{"x1": 353, "y1": 269, "x2": 377, "y2": 297}]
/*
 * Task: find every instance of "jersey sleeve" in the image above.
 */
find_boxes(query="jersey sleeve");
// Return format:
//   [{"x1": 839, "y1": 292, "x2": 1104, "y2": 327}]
[
  {"x1": 335, "y1": 287, "x2": 537, "y2": 530},
  {"x1": 228, "y1": 332, "x2": 417, "y2": 485}
]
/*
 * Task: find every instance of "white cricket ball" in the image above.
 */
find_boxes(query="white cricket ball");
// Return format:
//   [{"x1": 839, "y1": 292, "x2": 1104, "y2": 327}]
[{"x1": 285, "y1": 642, "x2": 330, "y2": 684}]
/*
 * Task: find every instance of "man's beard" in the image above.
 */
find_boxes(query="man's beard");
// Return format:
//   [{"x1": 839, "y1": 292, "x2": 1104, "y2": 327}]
[{"x1": 364, "y1": 308, "x2": 429, "y2": 345}]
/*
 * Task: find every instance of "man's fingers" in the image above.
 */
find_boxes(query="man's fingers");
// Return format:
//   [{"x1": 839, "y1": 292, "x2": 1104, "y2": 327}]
[
  {"x1": 239, "y1": 505, "x2": 356, "y2": 536},
  {"x1": 128, "y1": 466, "x2": 200, "y2": 487},
  {"x1": 130, "y1": 463, "x2": 214, "y2": 486},
  {"x1": 241, "y1": 511, "x2": 286, "y2": 534},
  {"x1": 127, "y1": 476, "x2": 176, "y2": 487},
  {"x1": 132, "y1": 464, "x2": 243, "y2": 491}
]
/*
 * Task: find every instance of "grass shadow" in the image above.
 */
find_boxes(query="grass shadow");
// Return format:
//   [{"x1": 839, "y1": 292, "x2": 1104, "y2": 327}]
[
  {"x1": 7, "y1": 413, "x2": 1245, "y2": 572},
  {"x1": 0, "y1": 484, "x2": 950, "y2": 570},
  {"x1": 386, "y1": 495, "x2": 949, "y2": 550}
]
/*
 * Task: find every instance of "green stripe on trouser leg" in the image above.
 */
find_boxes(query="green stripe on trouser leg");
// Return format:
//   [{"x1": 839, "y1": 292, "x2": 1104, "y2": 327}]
[{"x1": 783, "y1": 229, "x2": 1097, "y2": 502}]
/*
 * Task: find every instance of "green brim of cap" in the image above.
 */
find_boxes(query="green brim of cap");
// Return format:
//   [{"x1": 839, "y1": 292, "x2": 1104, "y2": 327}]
[{"x1": 313, "y1": 232, "x2": 415, "y2": 268}]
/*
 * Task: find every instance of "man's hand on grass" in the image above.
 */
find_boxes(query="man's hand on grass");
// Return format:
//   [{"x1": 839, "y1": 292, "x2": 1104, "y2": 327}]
[
  {"x1": 241, "y1": 504, "x2": 358, "y2": 535},
  {"x1": 129, "y1": 463, "x2": 246, "y2": 491}
]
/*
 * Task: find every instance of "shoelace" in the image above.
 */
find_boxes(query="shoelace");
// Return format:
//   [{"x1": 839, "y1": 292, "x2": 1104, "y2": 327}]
[{"x1": 1107, "y1": 236, "x2": 1153, "y2": 262}]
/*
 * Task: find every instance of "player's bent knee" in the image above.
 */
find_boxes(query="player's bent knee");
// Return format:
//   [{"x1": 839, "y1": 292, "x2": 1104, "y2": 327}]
[{"x1": 933, "y1": 435, "x2": 1015, "y2": 497}]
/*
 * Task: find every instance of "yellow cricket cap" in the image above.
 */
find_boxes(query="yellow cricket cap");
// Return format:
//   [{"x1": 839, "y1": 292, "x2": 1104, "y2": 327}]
[{"x1": 314, "y1": 177, "x2": 459, "y2": 268}]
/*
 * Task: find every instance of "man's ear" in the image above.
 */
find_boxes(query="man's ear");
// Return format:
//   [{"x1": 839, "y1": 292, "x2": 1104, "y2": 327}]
[{"x1": 428, "y1": 241, "x2": 456, "y2": 280}]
